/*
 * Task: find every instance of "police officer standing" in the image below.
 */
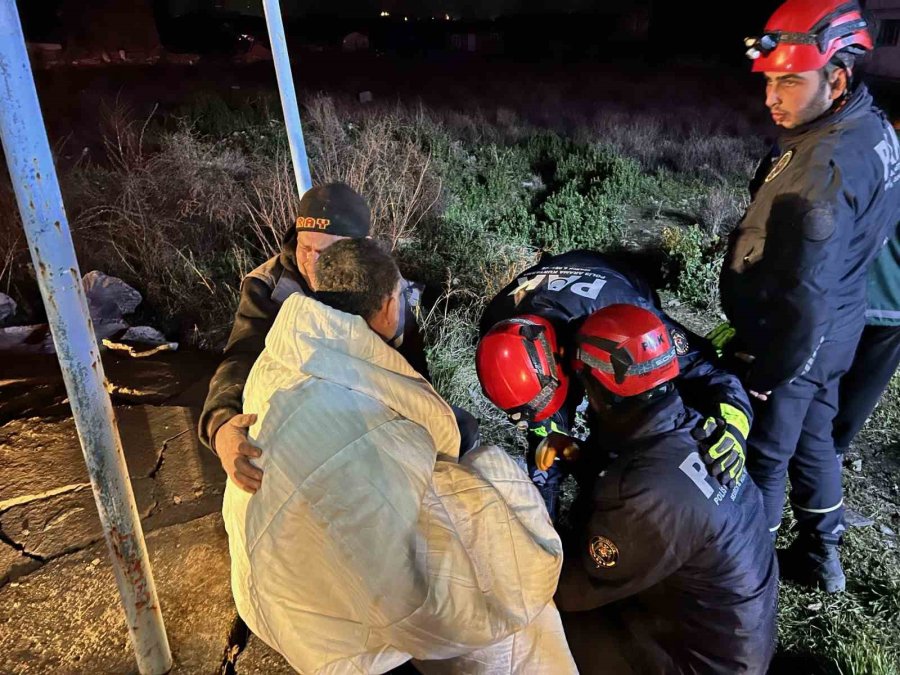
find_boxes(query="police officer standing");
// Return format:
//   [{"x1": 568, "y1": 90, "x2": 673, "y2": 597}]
[{"x1": 721, "y1": 0, "x2": 900, "y2": 591}]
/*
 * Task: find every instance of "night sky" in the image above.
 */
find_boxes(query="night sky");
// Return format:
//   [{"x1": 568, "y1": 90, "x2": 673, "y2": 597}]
[{"x1": 17, "y1": 0, "x2": 785, "y2": 60}]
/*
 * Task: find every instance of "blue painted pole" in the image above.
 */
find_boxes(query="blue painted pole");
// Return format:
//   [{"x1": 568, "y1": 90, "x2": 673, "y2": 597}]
[
  {"x1": 262, "y1": 0, "x2": 313, "y2": 197},
  {"x1": 0, "y1": 3, "x2": 172, "y2": 673}
]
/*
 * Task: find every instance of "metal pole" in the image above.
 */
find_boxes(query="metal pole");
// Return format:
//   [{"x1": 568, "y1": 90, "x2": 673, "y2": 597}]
[
  {"x1": 262, "y1": 0, "x2": 313, "y2": 198},
  {"x1": 0, "y1": 4, "x2": 172, "y2": 674}
]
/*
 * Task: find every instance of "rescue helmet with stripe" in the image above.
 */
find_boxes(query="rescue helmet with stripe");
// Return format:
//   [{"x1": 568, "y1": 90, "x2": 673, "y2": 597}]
[
  {"x1": 745, "y1": 0, "x2": 872, "y2": 72},
  {"x1": 476, "y1": 315, "x2": 569, "y2": 424},
  {"x1": 573, "y1": 304, "x2": 680, "y2": 398}
]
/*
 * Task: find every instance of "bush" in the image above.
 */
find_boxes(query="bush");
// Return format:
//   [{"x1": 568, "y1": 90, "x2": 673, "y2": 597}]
[
  {"x1": 0, "y1": 94, "x2": 760, "y2": 349},
  {"x1": 537, "y1": 180, "x2": 624, "y2": 253},
  {"x1": 660, "y1": 224, "x2": 724, "y2": 310},
  {"x1": 304, "y1": 96, "x2": 441, "y2": 250}
]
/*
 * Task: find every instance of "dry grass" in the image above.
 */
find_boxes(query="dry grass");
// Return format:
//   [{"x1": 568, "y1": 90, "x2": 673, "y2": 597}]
[
  {"x1": 0, "y1": 97, "x2": 449, "y2": 346},
  {"x1": 0, "y1": 175, "x2": 24, "y2": 299},
  {"x1": 588, "y1": 110, "x2": 766, "y2": 182},
  {"x1": 245, "y1": 151, "x2": 301, "y2": 263},
  {"x1": 304, "y1": 95, "x2": 441, "y2": 250},
  {"x1": 66, "y1": 106, "x2": 258, "y2": 346}
]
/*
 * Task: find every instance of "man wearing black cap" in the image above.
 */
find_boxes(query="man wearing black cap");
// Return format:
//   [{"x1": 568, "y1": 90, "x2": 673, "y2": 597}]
[{"x1": 200, "y1": 183, "x2": 441, "y2": 492}]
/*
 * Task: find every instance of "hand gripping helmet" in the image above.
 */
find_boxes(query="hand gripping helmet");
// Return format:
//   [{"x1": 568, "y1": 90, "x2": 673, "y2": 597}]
[
  {"x1": 744, "y1": 0, "x2": 872, "y2": 72},
  {"x1": 573, "y1": 304, "x2": 680, "y2": 398},
  {"x1": 476, "y1": 315, "x2": 569, "y2": 424}
]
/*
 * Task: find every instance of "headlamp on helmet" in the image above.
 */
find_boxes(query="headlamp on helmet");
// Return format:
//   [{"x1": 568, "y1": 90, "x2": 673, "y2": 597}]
[{"x1": 744, "y1": 0, "x2": 872, "y2": 72}]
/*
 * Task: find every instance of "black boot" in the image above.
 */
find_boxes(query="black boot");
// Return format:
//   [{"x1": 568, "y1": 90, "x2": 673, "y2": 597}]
[{"x1": 778, "y1": 536, "x2": 846, "y2": 593}]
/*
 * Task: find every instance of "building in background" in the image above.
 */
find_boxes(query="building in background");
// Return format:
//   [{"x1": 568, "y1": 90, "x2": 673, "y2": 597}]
[{"x1": 867, "y1": 0, "x2": 900, "y2": 80}]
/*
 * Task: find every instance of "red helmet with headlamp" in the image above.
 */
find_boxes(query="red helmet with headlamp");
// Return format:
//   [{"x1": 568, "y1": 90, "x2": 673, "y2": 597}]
[{"x1": 744, "y1": 0, "x2": 872, "y2": 72}]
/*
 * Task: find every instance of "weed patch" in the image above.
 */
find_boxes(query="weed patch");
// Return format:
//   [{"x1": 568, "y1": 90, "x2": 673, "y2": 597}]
[{"x1": 661, "y1": 224, "x2": 724, "y2": 310}]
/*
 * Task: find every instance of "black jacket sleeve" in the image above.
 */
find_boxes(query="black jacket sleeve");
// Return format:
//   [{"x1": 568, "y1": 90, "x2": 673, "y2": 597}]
[
  {"x1": 666, "y1": 317, "x2": 754, "y2": 422},
  {"x1": 645, "y1": 285, "x2": 753, "y2": 422},
  {"x1": 395, "y1": 280, "x2": 430, "y2": 381},
  {"x1": 198, "y1": 276, "x2": 279, "y2": 452},
  {"x1": 746, "y1": 163, "x2": 854, "y2": 392}
]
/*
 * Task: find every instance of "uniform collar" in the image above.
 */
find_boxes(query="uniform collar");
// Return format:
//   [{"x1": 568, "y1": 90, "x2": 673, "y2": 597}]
[
  {"x1": 590, "y1": 391, "x2": 694, "y2": 452},
  {"x1": 779, "y1": 83, "x2": 872, "y2": 145}
]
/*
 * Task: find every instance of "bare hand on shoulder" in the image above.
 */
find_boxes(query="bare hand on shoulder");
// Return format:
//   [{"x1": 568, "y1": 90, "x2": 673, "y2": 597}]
[{"x1": 215, "y1": 413, "x2": 262, "y2": 493}]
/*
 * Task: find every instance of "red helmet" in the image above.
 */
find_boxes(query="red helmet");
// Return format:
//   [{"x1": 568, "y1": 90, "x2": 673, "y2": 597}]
[
  {"x1": 573, "y1": 304, "x2": 680, "y2": 398},
  {"x1": 476, "y1": 315, "x2": 569, "y2": 424},
  {"x1": 745, "y1": 0, "x2": 872, "y2": 72}
]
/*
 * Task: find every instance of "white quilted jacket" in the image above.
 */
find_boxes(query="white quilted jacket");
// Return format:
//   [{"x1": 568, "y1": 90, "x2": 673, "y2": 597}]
[{"x1": 222, "y1": 294, "x2": 565, "y2": 674}]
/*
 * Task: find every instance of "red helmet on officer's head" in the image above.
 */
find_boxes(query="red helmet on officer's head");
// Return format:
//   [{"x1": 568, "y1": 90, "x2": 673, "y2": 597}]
[
  {"x1": 573, "y1": 304, "x2": 680, "y2": 398},
  {"x1": 745, "y1": 0, "x2": 872, "y2": 72},
  {"x1": 476, "y1": 315, "x2": 569, "y2": 424}
]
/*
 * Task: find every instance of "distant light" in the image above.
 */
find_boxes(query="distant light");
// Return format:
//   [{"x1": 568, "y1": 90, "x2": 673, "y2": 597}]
[
  {"x1": 380, "y1": 10, "x2": 389, "y2": 17},
  {"x1": 404, "y1": 16, "x2": 408, "y2": 22},
  {"x1": 444, "y1": 13, "x2": 451, "y2": 20}
]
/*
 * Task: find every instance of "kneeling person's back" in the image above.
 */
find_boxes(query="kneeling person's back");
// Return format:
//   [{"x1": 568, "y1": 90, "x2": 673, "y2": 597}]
[
  {"x1": 556, "y1": 304, "x2": 778, "y2": 674},
  {"x1": 223, "y1": 239, "x2": 574, "y2": 674}
]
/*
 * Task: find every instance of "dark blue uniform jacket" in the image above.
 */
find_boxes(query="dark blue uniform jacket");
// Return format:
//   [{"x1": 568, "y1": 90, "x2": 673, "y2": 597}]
[
  {"x1": 721, "y1": 85, "x2": 900, "y2": 393},
  {"x1": 480, "y1": 250, "x2": 752, "y2": 430},
  {"x1": 556, "y1": 395, "x2": 778, "y2": 674}
]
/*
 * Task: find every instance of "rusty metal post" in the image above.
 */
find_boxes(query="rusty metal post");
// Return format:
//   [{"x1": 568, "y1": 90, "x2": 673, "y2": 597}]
[
  {"x1": 262, "y1": 0, "x2": 313, "y2": 197},
  {"x1": 0, "y1": 3, "x2": 173, "y2": 673}
]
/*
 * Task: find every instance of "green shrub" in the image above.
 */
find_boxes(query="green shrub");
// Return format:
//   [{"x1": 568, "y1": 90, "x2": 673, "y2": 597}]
[
  {"x1": 661, "y1": 224, "x2": 723, "y2": 310},
  {"x1": 537, "y1": 180, "x2": 624, "y2": 253}
]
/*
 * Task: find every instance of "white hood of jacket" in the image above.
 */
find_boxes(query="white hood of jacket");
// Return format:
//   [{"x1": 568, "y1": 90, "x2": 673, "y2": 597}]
[{"x1": 223, "y1": 294, "x2": 563, "y2": 674}]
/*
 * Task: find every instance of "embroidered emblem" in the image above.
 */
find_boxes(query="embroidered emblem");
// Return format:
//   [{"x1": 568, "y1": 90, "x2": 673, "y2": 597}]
[
  {"x1": 764, "y1": 150, "x2": 793, "y2": 183},
  {"x1": 295, "y1": 216, "x2": 332, "y2": 230},
  {"x1": 589, "y1": 535, "x2": 619, "y2": 569},
  {"x1": 671, "y1": 329, "x2": 689, "y2": 356}
]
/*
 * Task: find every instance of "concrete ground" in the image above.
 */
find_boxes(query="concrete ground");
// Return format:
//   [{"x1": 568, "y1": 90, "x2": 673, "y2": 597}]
[{"x1": 0, "y1": 351, "x2": 294, "y2": 674}]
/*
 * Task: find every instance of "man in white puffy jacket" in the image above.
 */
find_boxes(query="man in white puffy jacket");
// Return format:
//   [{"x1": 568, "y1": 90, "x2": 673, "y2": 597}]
[{"x1": 223, "y1": 238, "x2": 575, "y2": 675}]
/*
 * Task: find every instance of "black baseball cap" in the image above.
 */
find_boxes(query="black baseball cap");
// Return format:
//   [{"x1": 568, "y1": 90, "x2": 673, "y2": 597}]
[{"x1": 295, "y1": 183, "x2": 371, "y2": 238}]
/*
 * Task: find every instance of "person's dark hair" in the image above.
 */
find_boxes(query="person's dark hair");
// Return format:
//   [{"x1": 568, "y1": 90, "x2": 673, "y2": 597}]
[{"x1": 315, "y1": 238, "x2": 400, "y2": 321}]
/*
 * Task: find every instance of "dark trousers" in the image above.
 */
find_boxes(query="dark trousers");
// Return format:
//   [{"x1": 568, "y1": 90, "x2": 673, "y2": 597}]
[
  {"x1": 833, "y1": 324, "x2": 900, "y2": 454},
  {"x1": 450, "y1": 405, "x2": 481, "y2": 456},
  {"x1": 746, "y1": 334, "x2": 861, "y2": 545}
]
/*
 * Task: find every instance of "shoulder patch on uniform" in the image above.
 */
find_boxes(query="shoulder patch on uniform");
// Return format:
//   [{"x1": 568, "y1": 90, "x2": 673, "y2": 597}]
[
  {"x1": 764, "y1": 150, "x2": 794, "y2": 183},
  {"x1": 671, "y1": 329, "x2": 689, "y2": 356},
  {"x1": 588, "y1": 536, "x2": 619, "y2": 569}
]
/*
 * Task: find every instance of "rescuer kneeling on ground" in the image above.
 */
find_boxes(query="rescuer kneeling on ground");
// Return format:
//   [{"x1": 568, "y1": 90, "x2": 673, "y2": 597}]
[
  {"x1": 476, "y1": 250, "x2": 752, "y2": 522},
  {"x1": 555, "y1": 305, "x2": 778, "y2": 675}
]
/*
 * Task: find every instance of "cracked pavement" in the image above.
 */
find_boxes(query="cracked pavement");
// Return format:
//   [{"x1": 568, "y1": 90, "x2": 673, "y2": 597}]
[{"x1": 0, "y1": 351, "x2": 294, "y2": 673}]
